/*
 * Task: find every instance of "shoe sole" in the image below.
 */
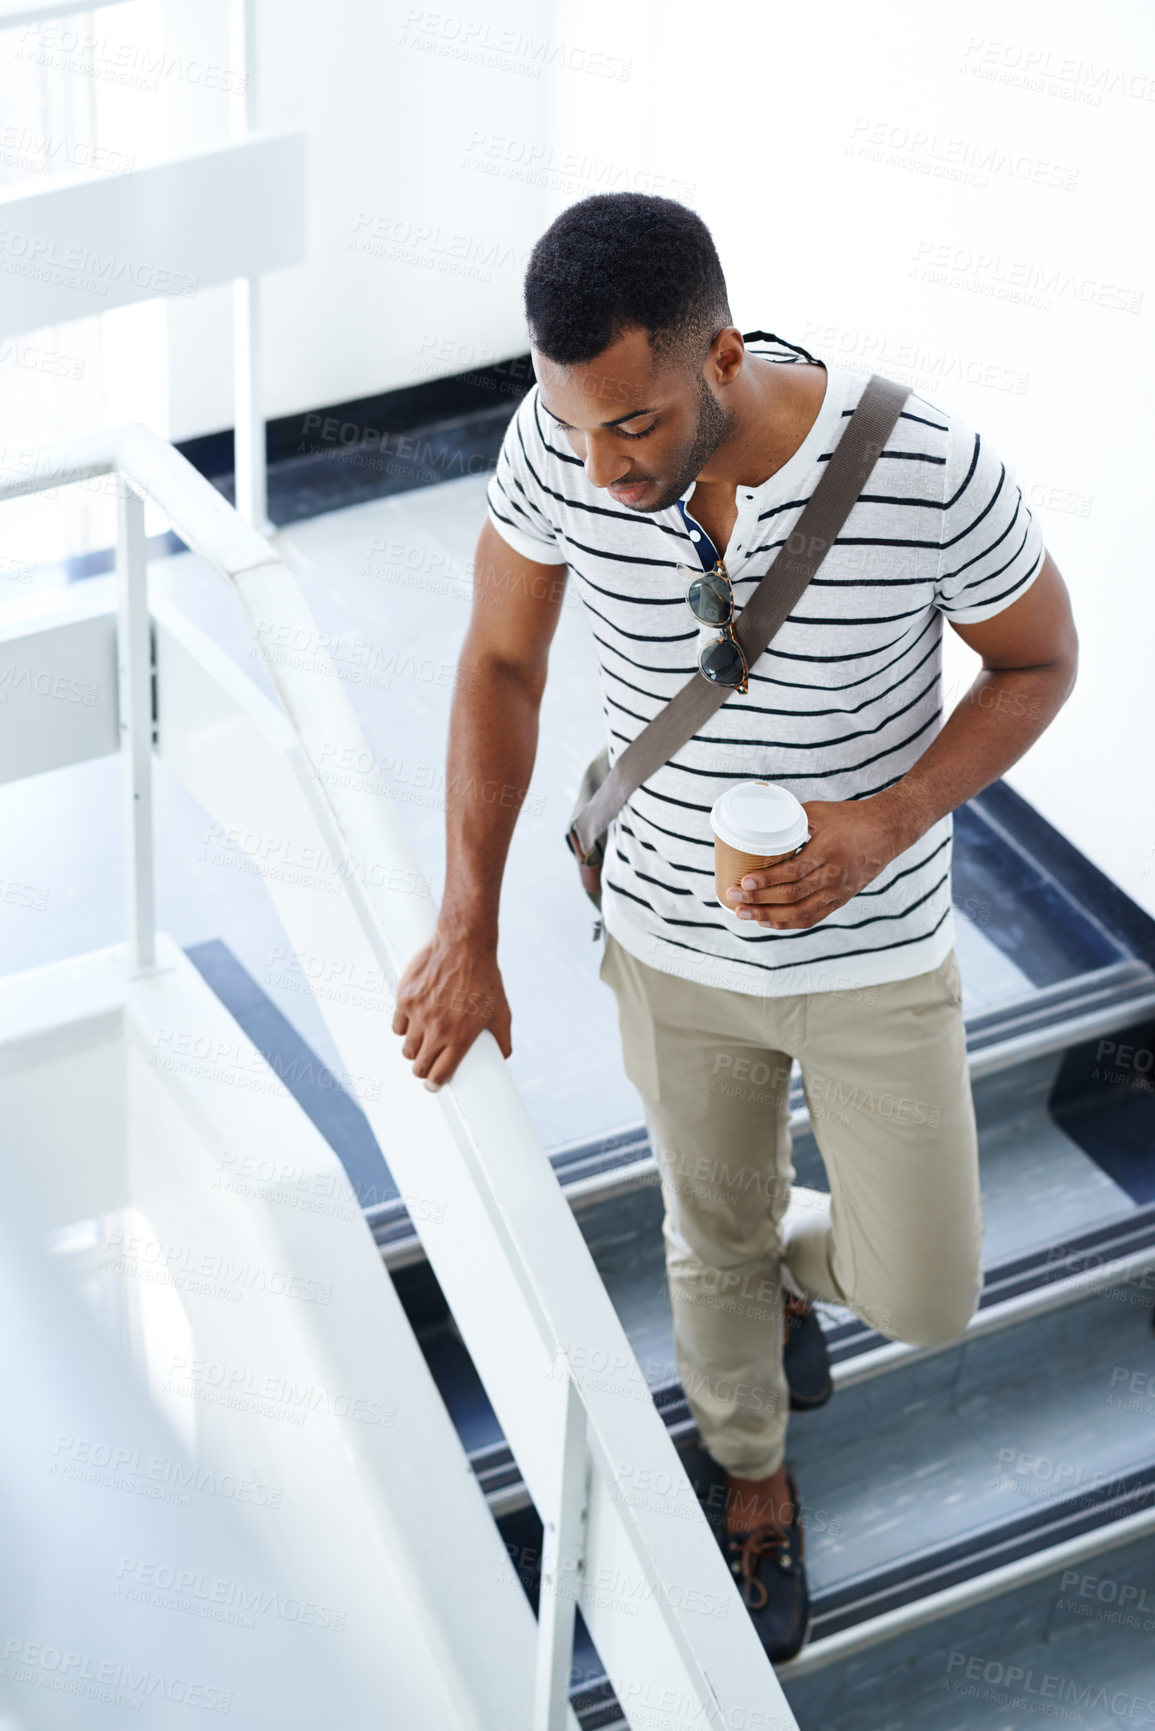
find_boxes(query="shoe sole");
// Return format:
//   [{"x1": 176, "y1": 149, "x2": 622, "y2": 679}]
[
  {"x1": 788, "y1": 1378, "x2": 833, "y2": 1412},
  {"x1": 771, "y1": 1606, "x2": 814, "y2": 1667}
]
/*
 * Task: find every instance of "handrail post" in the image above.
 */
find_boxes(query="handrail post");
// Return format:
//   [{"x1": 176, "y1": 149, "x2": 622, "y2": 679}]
[
  {"x1": 232, "y1": 276, "x2": 269, "y2": 533},
  {"x1": 230, "y1": 0, "x2": 272, "y2": 535},
  {"x1": 533, "y1": 1365, "x2": 589, "y2": 1731},
  {"x1": 115, "y1": 477, "x2": 155, "y2": 974}
]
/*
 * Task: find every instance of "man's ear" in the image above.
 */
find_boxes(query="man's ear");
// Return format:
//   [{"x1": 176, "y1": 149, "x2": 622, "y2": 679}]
[{"x1": 709, "y1": 327, "x2": 746, "y2": 387}]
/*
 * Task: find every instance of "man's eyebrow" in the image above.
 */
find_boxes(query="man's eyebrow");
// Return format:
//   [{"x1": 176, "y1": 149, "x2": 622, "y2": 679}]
[{"x1": 541, "y1": 401, "x2": 658, "y2": 430}]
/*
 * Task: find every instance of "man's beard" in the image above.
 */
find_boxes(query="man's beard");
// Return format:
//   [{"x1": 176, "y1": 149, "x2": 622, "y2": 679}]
[{"x1": 632, "y1": 373, "x2": 733, "y2": 514}]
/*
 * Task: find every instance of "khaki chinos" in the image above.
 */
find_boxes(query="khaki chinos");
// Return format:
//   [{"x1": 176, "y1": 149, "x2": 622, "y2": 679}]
[{"x1": 598, "y1": 930, "x2": 984, "y2": 1480}]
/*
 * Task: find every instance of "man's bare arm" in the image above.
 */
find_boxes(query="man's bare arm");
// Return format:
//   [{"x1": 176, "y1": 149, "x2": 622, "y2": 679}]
[
  {"x1": 726, "y1": 552, "x2": 1079, "y2": 927},
  {"x1": 391, "y1": 518, "x2": 568, "y2": 1084},
  {"x1": 880, "y1": 550, "x2": 1078, "y2": 844}
]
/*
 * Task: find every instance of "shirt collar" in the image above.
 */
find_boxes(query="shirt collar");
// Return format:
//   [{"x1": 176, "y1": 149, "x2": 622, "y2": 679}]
[{"x1": 673, "y1": 496, "x2": 719, "y2": 572}]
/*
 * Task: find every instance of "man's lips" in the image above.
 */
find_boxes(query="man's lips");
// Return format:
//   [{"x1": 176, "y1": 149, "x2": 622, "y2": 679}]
[{"x1": 608, "y1": 480, "x2": 652, "y2": 503}]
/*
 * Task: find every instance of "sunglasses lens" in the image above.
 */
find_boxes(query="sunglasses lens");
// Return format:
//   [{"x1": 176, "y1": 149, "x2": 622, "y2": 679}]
[
  {"x1": 687, "y1": 571, "x2": 732, "y2": 628},
  {"x1": 700, "y1": 637, "x2": 747, "y2": 687}
]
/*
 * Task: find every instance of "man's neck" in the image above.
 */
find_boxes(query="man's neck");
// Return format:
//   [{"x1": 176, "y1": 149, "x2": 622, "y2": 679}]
[
  {"x1": 698, "y1": 357, "x2": 827, "y2": 495},
  {"x1": 685, "y1": 360, "x2": 828, "y2": 557}
]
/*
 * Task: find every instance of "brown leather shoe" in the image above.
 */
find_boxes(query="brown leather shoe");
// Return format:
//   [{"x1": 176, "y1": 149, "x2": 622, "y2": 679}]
[{"x1": 725, "y1": 1465, "x2": 811, "y2": 1663}]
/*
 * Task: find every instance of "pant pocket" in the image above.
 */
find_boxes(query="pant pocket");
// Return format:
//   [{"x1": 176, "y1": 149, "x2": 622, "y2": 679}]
[
  {"x1": 938, "y1": 947, "x2": 964, "y2": 1010},
  {"x1": 599, "y1": 937, "x2": 664, "y2": 1100}
]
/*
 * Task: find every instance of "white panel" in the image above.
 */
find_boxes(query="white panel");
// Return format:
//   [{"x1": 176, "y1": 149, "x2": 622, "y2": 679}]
[
  {"x1": 0, "y1": 132, "x2": 305, "y2": 338},
  {"x1": 0, "y1": 1165, "x2": 359, "y2": 1727},
  {"x1": 162, "y1": 0, "x2": 548, "y2": 436},
  {"x1": 0, "y1": 939, "x2": 542, "y2": 1729},
  {"x1": 0, "y1": 589, "x2": 119, "y2": 782},
  {"x1": 124, "y1": 941, "x2": 538, "y2": 1730}
]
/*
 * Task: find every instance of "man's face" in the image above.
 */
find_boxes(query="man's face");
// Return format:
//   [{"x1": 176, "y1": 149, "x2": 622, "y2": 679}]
[{"x1": 532, "y1": 325, "x2": 734, "y2": 514}]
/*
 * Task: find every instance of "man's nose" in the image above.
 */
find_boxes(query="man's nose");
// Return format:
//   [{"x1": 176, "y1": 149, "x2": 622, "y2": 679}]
[{"x1": 583, "y1": 437, "x2": 632, "y2": 491}]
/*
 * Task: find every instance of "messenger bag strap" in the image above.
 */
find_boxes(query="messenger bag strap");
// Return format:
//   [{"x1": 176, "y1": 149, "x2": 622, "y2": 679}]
[{"x1": 567, "y1": 371, "x2": 911, "y2": 863}]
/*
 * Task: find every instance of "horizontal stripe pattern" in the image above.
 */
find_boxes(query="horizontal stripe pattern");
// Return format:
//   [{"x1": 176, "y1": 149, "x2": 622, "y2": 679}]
[{"x1": 485, "y1": 338, "x2": 1046, "y2": 996}]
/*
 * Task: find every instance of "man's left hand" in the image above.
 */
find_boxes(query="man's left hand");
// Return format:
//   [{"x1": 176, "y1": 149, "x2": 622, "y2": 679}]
[{"x1": 723, "y1": 797, "x2": 917, "y2": 929}]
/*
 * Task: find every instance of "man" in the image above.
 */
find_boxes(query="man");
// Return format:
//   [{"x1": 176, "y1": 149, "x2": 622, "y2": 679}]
[{"x1": 391, "y1": 193, "x2": 1078, "y2": 1661}]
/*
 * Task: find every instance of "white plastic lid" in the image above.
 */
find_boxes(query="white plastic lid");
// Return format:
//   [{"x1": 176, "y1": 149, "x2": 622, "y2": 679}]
[{"x1": 710, "y1": 781, "x2": 809, "y2": 855}]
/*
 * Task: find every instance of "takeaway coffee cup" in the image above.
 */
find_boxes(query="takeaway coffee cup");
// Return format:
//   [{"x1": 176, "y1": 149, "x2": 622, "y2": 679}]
[{"x1": 710, "y1": 782, "x2": 810, "y2": 917}]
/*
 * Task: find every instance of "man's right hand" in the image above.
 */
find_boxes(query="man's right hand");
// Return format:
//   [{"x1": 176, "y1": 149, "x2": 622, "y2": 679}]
[
  {"x1": 391, "y1": 926, "x2": 513, "y2": 1091},
  {"x1": 389, "y1": 518, "x2": 565, "y2": 1092}
]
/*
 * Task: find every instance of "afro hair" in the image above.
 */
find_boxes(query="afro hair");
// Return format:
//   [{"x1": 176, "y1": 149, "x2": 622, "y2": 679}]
[{"x1": 524, "y1": 193, "x2": 731, "y2": 369}]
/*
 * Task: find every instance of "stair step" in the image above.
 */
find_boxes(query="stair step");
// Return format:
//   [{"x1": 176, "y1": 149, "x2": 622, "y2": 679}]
[
  {"x1": 392, "y1": 1040, "x2": 1155, "y2": 1507},
  {"x1": 778, "y1": 1285, "x2": 1155, "y2": 1601},
  {"x1": 496, "y1": 1284, "x2": 1155, "y2": 1725},
  {"x1": 780, "y1": 1524, "x2": 1155, "y2": 1727},
  {"x1": 501, "y1": 1508, "x2": 1155, "y2": 1728}
]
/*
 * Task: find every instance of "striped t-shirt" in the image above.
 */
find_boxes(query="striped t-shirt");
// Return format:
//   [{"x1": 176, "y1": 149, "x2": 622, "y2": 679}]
[{"x1": 485, "y1": 334, "x2": 1046, "y2": 997}]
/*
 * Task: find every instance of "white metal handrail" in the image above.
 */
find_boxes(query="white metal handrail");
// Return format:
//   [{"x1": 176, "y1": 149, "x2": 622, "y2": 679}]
[{"x1": 0, "y1": 426, "x2": 797, "y2": 1731}]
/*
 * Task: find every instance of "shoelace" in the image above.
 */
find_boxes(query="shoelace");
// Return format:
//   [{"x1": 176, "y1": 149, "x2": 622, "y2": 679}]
[
  {"x1": 783, "y1": 1292, "x2": 812, "y2": 1336},
  {"x1": 728, "y1": 1519, "x2": 794, "y2": 1610}
]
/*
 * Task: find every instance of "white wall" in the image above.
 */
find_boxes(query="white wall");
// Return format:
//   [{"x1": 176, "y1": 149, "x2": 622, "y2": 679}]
[
  {"x1": 0, "y1": 0, "x2": 553, "y2": 556},
  {"x1": 545, "y1": 0, "x2": 1155, "y2": 919},
  {"x1": 160, "y1": 0, "x2": 553, "y2": 437}
]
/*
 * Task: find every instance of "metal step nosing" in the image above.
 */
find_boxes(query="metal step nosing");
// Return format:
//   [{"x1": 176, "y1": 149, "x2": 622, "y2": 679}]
[
  {"x1": 378, "y1": 1234, "x2": 434, "y2": 1272},
  {"x1": 831, "y1": 1245, "x2": 1155, "y2": 1390},
  {"x1": 962, "y1": 958, "x2": 1147, "y2": 1030},
  {"x1": 485, "y1": 1481, "x2": 538, "y2": 1521},
  {"x1": 376, "y1": 981, "x2": 1155, "y2": 1260},
  {"x1": 775, "y1": 1502, "x2": 1155, "y2": 1682},
  {"x1": 968, "y1": 985, "x2": 1155, "y2": 1079},
  {"x1": 564, "y1": 1155, "x2": 659, "y2": 1211},
  {"x1": 571, "y1": 1497, "x2": 1155, "y2": 1725},
  {"x1": 810, "y1": 1470, "x2": 1155, "y2": 1634},
  {"x1": 478, "y1": 1245, "x2": 1155, "y2": 1518}
]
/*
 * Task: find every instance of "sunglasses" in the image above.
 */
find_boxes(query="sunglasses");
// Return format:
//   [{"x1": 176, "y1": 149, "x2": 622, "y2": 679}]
[{"x1": 680, "y1": 559, "x2": 749, "y2": 693}]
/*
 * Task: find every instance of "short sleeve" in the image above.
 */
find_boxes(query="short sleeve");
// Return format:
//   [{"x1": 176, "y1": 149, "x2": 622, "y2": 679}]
[
  {"x1": 485, "y1": 388, "x2": 569, "y2": 567},
  {"x1": 935, "y1": 416, "x2": 1046, "y2": 623}
]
